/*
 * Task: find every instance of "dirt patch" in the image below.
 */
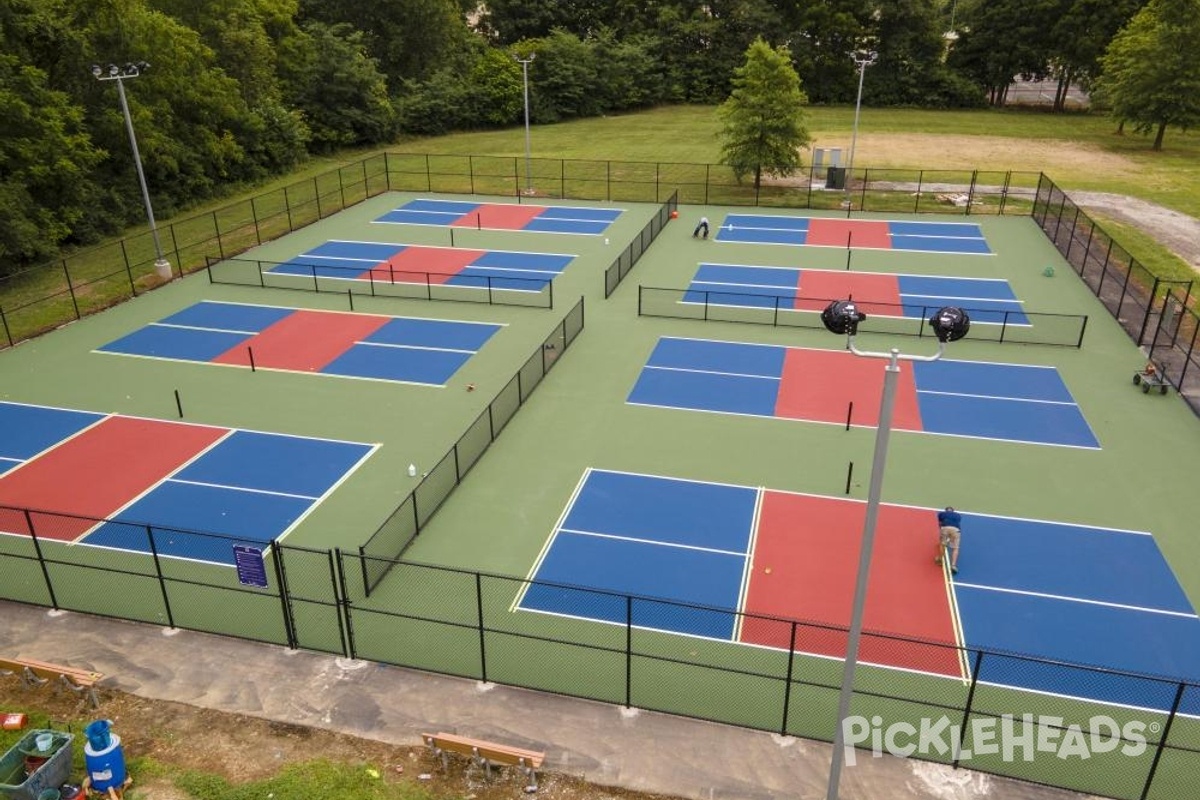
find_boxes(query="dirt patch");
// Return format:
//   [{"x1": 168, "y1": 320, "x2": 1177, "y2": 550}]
[
  {"x1": 0, "y1": 683, "x2": 677, "y2": 800},
  {"x1": 839, "y1": 133, "x2": 1143, "y2": 179}
]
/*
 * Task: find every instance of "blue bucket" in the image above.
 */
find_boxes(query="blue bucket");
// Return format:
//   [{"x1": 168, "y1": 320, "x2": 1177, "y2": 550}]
[{"x1": 84, "y1": 720, "x2": 111, "y2": 752}]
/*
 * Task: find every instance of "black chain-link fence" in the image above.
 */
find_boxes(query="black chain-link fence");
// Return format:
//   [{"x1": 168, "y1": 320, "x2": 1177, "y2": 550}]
[
  {"x1": 604, "y1": 190, "x2": 678, "y2": 297},
  {"x1": 8, "y1": 528, "x2": 1197, "y2": 799},
  {"x1": 1032, "y1": 175, "x2": 1200, "y2": 414},
  {"x1": 358, "y1": 297, "x2": 585, "y2": 595}
]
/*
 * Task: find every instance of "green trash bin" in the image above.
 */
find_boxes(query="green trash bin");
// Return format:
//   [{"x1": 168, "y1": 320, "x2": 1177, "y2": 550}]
[
  {"x1": 0, "y1": 730, "x2": 74, "y2": 800},
  {"x1": 825, "y1": 166, "x2": 847, "y2": 190}
]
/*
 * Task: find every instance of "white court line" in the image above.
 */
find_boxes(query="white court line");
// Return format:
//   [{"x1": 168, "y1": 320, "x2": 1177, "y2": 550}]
[
  {"x1": 955, "y1": 582, "x2": 1198, "y2": 619},
  {"x1": 643, "y1": 364, "x2": 781, "y2": 382},
  {"x1": 355, "y1": 341, "x2": 477, "y2": 355},
  {"x1": 165, "y1": 478, "x2": 319, "y2": 502},
  {"x1": 151, "y1": 321, "x2": 259, "y2": 336},
  {"x1": 325, "y1": 238, "x2": 578, "y2": 259},
  {"x1": 915, "y1": 389, "x2": 1077, "y2": 406},
  {"x1": 557, "y1": 526, "x2": 748, "y2": 558}
]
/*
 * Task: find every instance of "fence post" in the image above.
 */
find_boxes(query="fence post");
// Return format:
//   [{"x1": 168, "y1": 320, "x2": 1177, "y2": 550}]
[
  {"x1": 284, "y1": 185, "x2": 294, "y2": 232},
  {"x1": 251, "y1": 197, "x2": 262, "y2": 245},
  {"x1": 271, "y1": 544, "x2": 298, "y2": 649},
  {"x1": 625, "y1": 595, "x2": 633, "y2": 708},
  {"x1": 60, "y1": 259, "x2": 81, "y2": 320},
  {"x1": 213, "y1": 211, "x2": 225, "y2": 259},
  {"x1": 24, "y1": 510, "x2": 59, "y2": 610},
  {"x1": 953, "y1": 650, "x2": 984, "y2": 768},
  {"x1": 118, "y1": 241, "x2": 136, "y2": 295},
  {"x1": 338, "y1": 167, "x2": 347, "y2": 209},
  {"x1": 328, "y1": 549, "x2": 351, "y2": 657},
  {"x1": 965, "y1": 170, "x2": 978, "y2": 213},
  {"x1": 780, "y1": 620, "x2": 798, "y2": 734},
  {"x1": 1140, "y1": 682, "x2": 1187, "y2": 800},
  {"x1": 144, "y1": 527, "x2": 176, "y2": 630},
  {"x1": 333, "y1": 547, "x2": 357, "y2": 658},
  {"x1": 0, "y1": 306, "x2": 11, "y2": 348},
  {"x1": 476, "y1": 572, "x2": 488, "y2": 682},
  {"x1": 1137, "y1": 277, "x2": 1162, "y2": 345}
]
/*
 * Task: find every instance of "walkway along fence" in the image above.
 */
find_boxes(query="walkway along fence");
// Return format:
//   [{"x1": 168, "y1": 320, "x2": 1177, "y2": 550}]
[
  {"x1": 0, "y1": 517, "x2": 1196, "y2": 800},
  {"x1": 1032, "y1": 176, "x2": 1199, "y2": 412}
]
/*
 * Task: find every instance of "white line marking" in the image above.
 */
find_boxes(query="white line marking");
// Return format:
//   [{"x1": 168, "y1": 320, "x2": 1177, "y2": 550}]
[
  {"x1": 956, "y1": 583, "x2": 1198, "y2": 618},
  {"x1": 557, "y1": 527, "x2": 748, "y2": 558}
]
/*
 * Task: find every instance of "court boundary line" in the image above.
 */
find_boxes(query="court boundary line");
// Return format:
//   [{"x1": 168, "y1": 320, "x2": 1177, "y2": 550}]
[
  {"x1": 721, "y1": 213, "x2": 986, "y2": 229},
  {"x1": 406, "y1": 196, "x2": 628, "y2": 214},
  {"x1": 955, "y1": 582, "x2": 1198, "y2": 618},
  {"x1": 734, "y1": 487, "x2": 766, "y2": 642},
  {"x1": 944, "y1": 570, "x2": 972, "y2": 684},
  {"x1": 510, "y1": 467, "x2": 593, "y2": 613}
]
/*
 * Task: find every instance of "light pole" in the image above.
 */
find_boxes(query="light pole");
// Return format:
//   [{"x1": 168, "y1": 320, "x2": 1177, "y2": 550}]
[
  {"x1": 515, "y1": 54, "x2": 536, "y2": 196},
  {"x1": 819, "y1": 301, "x2": 970, "y2": 800},
  {"x1": 92, "y1": 62, "x2": 171, "y2": 279},
  {"x1": 844, "y1": 50, "x2": 877, "y2": 211}
]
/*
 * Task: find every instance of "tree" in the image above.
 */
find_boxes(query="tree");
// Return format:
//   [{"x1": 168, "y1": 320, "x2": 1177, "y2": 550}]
[
  {"x1": 0, "y1": 56, "x2": 103, "y2": 270},
  {"x1": 718, "y1": 38, "x2": 810, "y2": 191},
  {"x1": 1093, "y1": 0, "x2": 1200, "y2": 149},
  {"x1": 278, "y1": 22, "x2": 397, "y2": 152}
]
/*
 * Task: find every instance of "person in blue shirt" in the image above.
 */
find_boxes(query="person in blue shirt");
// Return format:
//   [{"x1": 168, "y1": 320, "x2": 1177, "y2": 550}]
[{"x1": 935, "y1": 506, "x2": 962, "y2": 574}]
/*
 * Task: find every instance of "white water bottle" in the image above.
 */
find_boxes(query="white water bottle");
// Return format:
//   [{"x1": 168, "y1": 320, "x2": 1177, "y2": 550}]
[{"x1": 408, "y1": 464, "x2": 417, "y2": 477}]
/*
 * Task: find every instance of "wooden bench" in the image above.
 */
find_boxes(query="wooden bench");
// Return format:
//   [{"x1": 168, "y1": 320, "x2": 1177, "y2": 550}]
[
  {"x1": 0, "y1": 657, "x2": 104, "y2": 708},
  {"x1": 422, "y1": 731, "x2": 545, "y2": 790}
]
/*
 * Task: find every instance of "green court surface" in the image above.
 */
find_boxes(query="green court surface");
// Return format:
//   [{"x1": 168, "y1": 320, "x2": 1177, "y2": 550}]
[{"x1": 3, "y1": 192, "x2": 1200, "y2": 799}]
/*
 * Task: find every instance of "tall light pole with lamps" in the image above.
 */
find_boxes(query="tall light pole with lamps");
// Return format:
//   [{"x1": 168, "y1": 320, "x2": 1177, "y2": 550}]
[
  {"x1": 844, "y1": 50, "x2": 877, "y2": 211},
  {"x1": 515, "y1": 54, "x2": 536, "y2": 196},
  {"x1": 819, "y1": 300, "x2": 970, "y2": 800},
  {"x1": 91, "y1": 62, "x2": 171, "y2": 279}
]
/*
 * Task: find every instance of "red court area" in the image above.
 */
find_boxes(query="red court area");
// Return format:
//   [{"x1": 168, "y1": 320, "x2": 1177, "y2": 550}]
[
  {"x1": 774, "y1": 348, "x2": 922, "y2": 429},
  {"x1": 213, "y1": 310, "x2": 388, "y2": 372},
  {"x1": 807, "y1": 218, "x2": 892, "y2": 249},
  {"x1": 793, "y1": 271, "x2": 901, "y2": 313},
  {"x1": 451, "y1": 204, "x2": 544, "y2": 230},
  {"x1": 0, "y1": 417, "x2": 224, "y2": 541},
  {"x1": 741, "y1": 492, "x2": 962, "y2": 677},
  {"x1": 368, "y1": 246, "x2": 484, "y2": 284}
]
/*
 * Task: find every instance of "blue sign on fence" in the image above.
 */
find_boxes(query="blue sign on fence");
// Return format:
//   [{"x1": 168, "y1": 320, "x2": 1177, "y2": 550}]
[{"x1": 233, "y1": 546, "x2": 268, "y2": 588}]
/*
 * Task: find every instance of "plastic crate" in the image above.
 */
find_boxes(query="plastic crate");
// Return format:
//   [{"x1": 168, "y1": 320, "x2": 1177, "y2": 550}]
[{"x1": 0, "y1": 730, "x2": 74, "y2": 800}]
